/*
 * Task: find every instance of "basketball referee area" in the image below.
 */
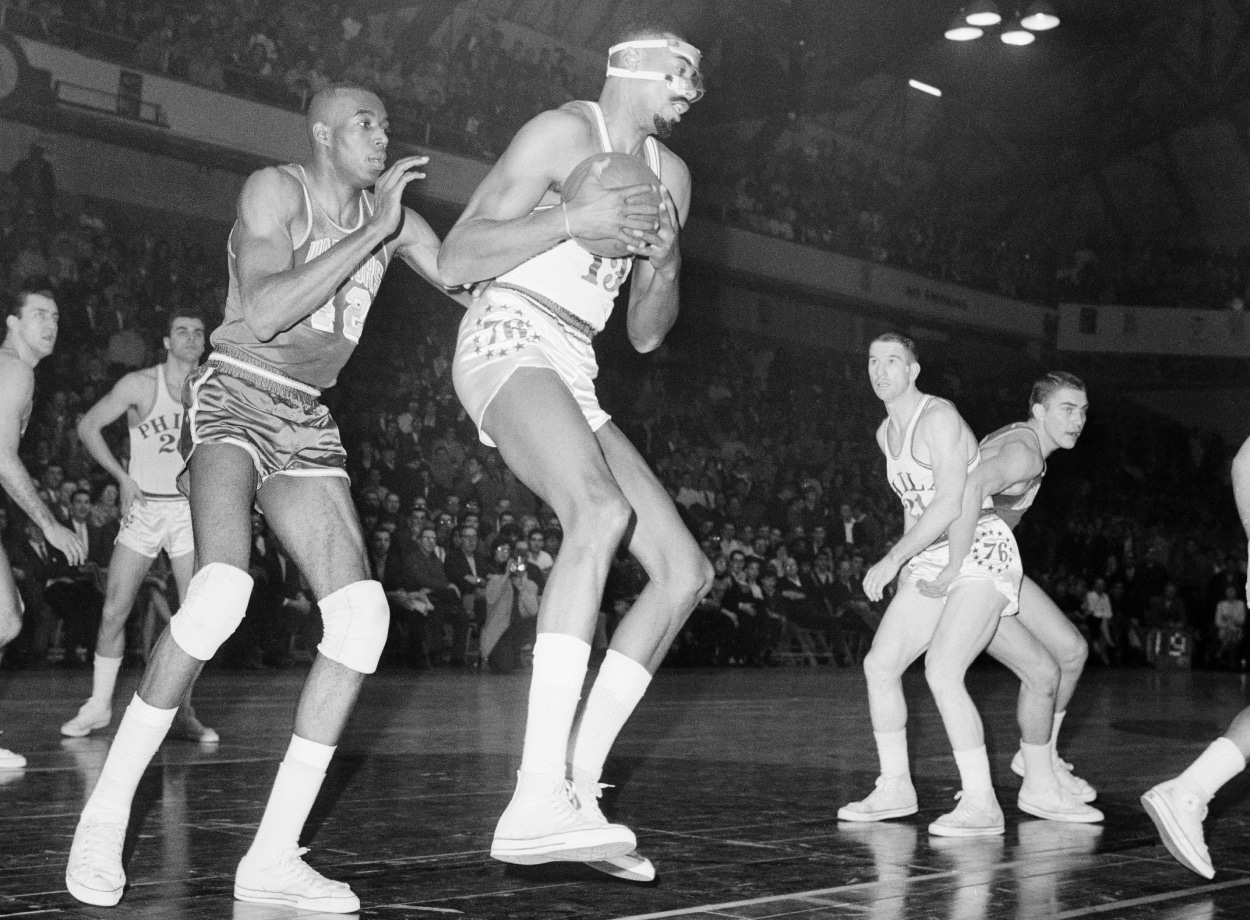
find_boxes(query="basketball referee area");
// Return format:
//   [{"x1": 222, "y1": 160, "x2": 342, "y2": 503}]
[{"x1": 0, "y1": 663, "x2": 1243, "y2": 919}]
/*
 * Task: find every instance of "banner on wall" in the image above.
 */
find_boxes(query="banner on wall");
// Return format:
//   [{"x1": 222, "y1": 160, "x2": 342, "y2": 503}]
[{"x1": 1056, "y1": 302, "x2": 1250, "y2": 356}]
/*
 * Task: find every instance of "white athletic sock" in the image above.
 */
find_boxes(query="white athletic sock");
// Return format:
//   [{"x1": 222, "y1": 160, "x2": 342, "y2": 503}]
[
  {"x1": 90, "y1": 654, "x2": 123, "y2": 705},
  {"x1": 1049, "y1": 710, "x2": 1067, "y2": 753},
  {"x1": 875, "y1": 729, "x2": 910, "y2": 780},
  {"x1": 1019, "y1": 741, "x2": 1059, "y2": 793},
  {"x1": 1178, "y1": 737, "x2": 1247, "y2": 802},
  {"x1": 954, "y1": 745, "x2": 994, "y2": 795},
  {"x1": 81, "y1": 694, "x2": 177, "y2": 824},
  {"x1": 568, "y1": 650, "x2": 652, "y2": 783},
  {"x1": 246, "y1": 735, "x2": 336, "y2": 861},
  {"x1": 519, "y1": 633, "x2": 590, "y2": 778}
]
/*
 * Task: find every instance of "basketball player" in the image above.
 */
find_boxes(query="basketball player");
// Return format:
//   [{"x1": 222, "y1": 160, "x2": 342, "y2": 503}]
[
  {"x1": 839, "y1": 333, "x2": 1027, "y2": 836},
  {"x1": 66, "y1": 85, "x2": 468, "y2": 911},
  {"x1": 438, "y1": 24, "x2": 710, "y2": 880},
  {"x1": 59, "y1": 312, "x2": 216, "y2": 743},
  {"x1": 1141, "y1": 433, "x2": 1250, "y2": 879},
  {"x1": 0, "y1": 284, "x2": 87, "y2": 769},
  {"x1": 918, "y1": 372, "x2": 1101, "y2": 821}
]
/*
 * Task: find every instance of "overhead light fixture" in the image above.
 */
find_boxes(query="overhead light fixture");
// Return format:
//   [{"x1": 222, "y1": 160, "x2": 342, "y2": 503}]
[
  {"x1": 1000, "y1": 14, "x2": 1035, "y2": 44},
  {"x1": 945, "y1": 12, "x2": 984, "y2": 40},
  {"x1": 965, "y1": 0, "x2": 1003, "y2": 27},
  {"x1": 1021, "y1": 1, "x2": 1060, "y2": 30},
  {"x1": 908, "y1": 79, "x2": 942, "y2": 97}
]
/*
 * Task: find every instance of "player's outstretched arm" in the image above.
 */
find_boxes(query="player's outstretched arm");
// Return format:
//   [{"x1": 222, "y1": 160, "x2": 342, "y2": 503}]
[
  {"x1": 438, "y1": 110, "x2": 660, "y2": 287},
  {"x1": 918, "y1": 438, "x2": 1042, "y2": 598},
  {"x1": 236, "y1": 159, "x2": 425, "y2": 340},
  {"x1": 863, "y1": 403, "x2": 968, "y2": 601},
  {"x1": 0, "y1": 364, "x2": 85, "y2": 564},
  {"x1": 77, "y1": 372, "x2": 146, "y2": 514},
  {"x1": 395, "y1": 207, "x2": 474, "y2": 310},
  {"x1": 626, "y1": 154, "x2": 691, "y2": 353}
]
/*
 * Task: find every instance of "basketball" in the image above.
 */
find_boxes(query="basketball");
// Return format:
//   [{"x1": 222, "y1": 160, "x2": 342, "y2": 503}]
[{"x1": 561, "y1": 152, "x2": 662, "y2": 258}]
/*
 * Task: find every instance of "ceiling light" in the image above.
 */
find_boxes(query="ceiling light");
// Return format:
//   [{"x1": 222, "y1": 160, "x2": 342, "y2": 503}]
[
  {"x1": 1021, "y1": 1, "x2": 1060, "y2": 30},
  {"x1": 945, "y1": 13, "x2": 984, "y2": 40},
  {"x1": 908, "y1": 79, "x2": 942, "y2": 97},
  {"x1": 1000, "y1": 15, "x2": 1036, "y2": 44},
  {"x1": 965, "y1": 0, "x2": 1003, "y2": 27}
]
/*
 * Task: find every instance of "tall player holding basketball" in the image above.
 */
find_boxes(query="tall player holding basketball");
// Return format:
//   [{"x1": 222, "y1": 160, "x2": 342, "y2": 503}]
[
  {"x1": 67, "y1": 85, "x2": 467, "y2": 911},
  {"x1": 60, "y1": 311, "x2": 217, "y2": 743},
  {"x1": 1141, "y1": 434, "x2": 1250, "y2": 879},
  {"x1": 439, "y1": 23, "x2": 711, "y2": 880}
]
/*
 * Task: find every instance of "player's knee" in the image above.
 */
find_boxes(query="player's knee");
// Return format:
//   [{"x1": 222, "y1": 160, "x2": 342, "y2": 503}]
[
  {"x1": 863, "y1": 645, "x2": 898, "y2": 685},
  {"x1": 318, "y1": 580, "x2": 389, "y2": 675},
  {"x1": 168, "y1": 563, "x2": 253, "y2": 661},
  {"x1": 1019, "y1": 649, "x2": 1060, "y2": 701},
  {"x1": 568, "y1": 486, "x2": 632, "y2": 545},
  {"x1": 1056, "y1": 630, "x2": 1089, "y2": 676},
  {"x1": 923, "y1": 657, "x2": 967, "y2": 698}
]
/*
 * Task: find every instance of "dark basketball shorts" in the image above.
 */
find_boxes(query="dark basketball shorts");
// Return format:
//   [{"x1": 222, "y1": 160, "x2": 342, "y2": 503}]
[{"x1": 180, "y1": 348, "x2": 348, "y2": 491}]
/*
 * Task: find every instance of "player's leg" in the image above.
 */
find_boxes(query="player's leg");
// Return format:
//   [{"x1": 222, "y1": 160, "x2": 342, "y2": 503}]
[
  {"x1": 60, "y1": 544, "x2": 152, "y2": 738},
  {"x1": 227, "y1": 471, "x2": 376, "y2": 913},
  {"x1": 985, "y1": 617, "x2": 1102, "y2": 822},
  {"x1": 482, "y1": 368, "x2": 638, "y2": 865},
  {"x1": 0, "y1": 543, "x2": 26, "y2": 770},
  {"x1": 838, "y1": 580, "x2": 940, "y2": 822},
  {"x1": 1007, "y1": 576, "x2": 1096, "y2": 799},
  {"x1": 564, "y1": 420, "x2": 712, "y2": 880},
  {"x1": 165, "y1": 549, "x2": 218, "y2": 743},
  {"x1": 1142, "y1": 706, "x2": 1250, "y2": 879},
  {"x1": 67, "y1": 443, "x2": 256, "y2": 907}
]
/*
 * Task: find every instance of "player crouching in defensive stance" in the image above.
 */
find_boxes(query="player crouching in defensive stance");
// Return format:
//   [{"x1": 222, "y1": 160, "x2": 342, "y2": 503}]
[
  {"x1": 1142, "y1": 433, "x2": 1250, "y2": 879},
  {"x1": 918, "y1": 372, "x2": 1101, "y2": 823},
  {"x1": 838, "y1": 336, "x2": 1099, "y2": 838}
]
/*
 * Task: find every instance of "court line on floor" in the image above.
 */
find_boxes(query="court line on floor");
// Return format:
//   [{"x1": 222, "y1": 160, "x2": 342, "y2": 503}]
[{"x1": 1051, "y1": 876, "x2": 1250, "y2": 917}]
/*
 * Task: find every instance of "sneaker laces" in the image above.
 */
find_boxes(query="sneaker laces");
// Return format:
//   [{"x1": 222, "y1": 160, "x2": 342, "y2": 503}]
[
  {"x1": 71, "y1": 823, "x2": 125, "y2": 879},
  {"x1": 572, "y1": 780, "x2": 613, "y2": 824},
  {"x1": 266, "y1": 848, "x2": 349, "y2": 895}
]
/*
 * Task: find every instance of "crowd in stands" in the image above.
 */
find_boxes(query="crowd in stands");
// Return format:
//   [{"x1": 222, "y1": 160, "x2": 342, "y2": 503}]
[
  {"x1": 3, "y1": 135, "x2": 1248, "y2": 678},
  {"x1": 7, "y1": 0, "x2": 1250, "y2": 309}
]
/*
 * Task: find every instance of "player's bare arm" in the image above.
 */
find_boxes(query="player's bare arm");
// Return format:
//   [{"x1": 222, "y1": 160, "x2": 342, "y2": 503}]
[
  {"x1": 236, "y1": 159, "x2": 425, "y2": 340},
  {"x1": 77, "y1": 370, "x2": 151, "y2": 514},
  {"x1": 625, "y1": 149, "x2": 690, "y2": 352},
  {"x1": 394, "y1": 207, "x2": 474, "y2": 310},
  {"x1": 0, "y1": 359, "x2": 85, "y2": 564},
  {"x1": 864, "y1": 403, "x2": 968, "y2": 601},
  {"x1": 1233, "y1": 436, "x2": 1250, "y2": 597},
  {"x1": 438, "y1": 109, "x2": 661, "y2": 286},
  {"x1": 918, "y1": 438, "x2": 1042, "y2": 598}
]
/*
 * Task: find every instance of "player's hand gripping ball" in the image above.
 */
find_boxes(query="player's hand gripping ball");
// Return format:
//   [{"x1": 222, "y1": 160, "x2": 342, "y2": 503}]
[{"x1": 561, "y1": 152, "x2": 662, "y2": 259}]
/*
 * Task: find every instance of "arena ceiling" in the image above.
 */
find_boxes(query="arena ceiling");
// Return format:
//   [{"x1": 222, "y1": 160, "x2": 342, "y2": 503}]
[{"x1": 396, "y1": 0, "x2": 1250, "y2": 249}]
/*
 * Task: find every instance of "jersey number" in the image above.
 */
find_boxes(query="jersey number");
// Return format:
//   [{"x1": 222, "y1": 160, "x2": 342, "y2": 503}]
[
  {"x1": 159, "y1": 432, "x2": 177, "y2": 454},
  {"x1": 580, "y1": 255, "x2": 628, "y2": 292},
  {"x1": 309, "y1": 286, "x2": 370, "y2": 343}
]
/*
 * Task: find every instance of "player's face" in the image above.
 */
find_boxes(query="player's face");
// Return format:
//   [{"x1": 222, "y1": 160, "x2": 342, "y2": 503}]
[
  {"x1": 164, "y1": 318, "x2": 205, "y2": 363},
  {"x1": 331, "y1": 93, "x2": 390, "y2": 186},
  {"x1": 641, "y1": 45, "x2": 702, "y2": 138},
  {"x1": 867, "y1": 342, "x2": 916, "y2": 403},
  {"x1": 1038, "y1": 386, "x2": 1089, "y2": 450},
  {"x1": 8, "y1": 293, "x2": 58, "y2": 359}
]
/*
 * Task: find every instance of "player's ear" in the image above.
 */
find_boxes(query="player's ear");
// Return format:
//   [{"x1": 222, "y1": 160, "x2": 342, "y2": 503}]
[
  {"x1": 617, "y1": 46, "x2": 643, "y2": 72},
  {"x1": 908, "y1": 361, "x2": 920, "y2": 383},
  {"x1": 312, "y1": 121, "x2": 331, "y2": 148},
  {"x1": 1030, "y1": 400, "x2": 1045, "y2": 423}
]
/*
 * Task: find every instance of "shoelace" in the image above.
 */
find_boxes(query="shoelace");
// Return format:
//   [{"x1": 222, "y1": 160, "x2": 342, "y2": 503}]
[
  {"x1": 573, "y1": 781, "x2": 613, "y2": 822},
  {"x1": 269, "y1": 848, "x2": 346, "y2": 893},
  {"x1": 73, "y1": 824, "x2": 124, "y2": 875}
]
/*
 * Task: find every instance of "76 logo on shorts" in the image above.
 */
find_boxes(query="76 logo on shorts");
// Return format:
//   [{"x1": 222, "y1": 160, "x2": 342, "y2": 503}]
[{"x1": 470, "y1": 303, "x2": 539, "y2": 358}]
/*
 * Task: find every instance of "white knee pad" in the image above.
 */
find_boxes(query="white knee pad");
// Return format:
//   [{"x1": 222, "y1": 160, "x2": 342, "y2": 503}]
[
  {"x1": 317, "y1": 580, "x2": 389, "y2": 674},
  {"x1": 169, "y1": 562, "x2": 253, "y2": 661}
]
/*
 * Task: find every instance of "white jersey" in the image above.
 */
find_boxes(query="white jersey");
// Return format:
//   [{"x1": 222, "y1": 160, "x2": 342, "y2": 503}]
[
  {"x1": 494, "y1": 101, "x2": 661, "y2": 334},
  {"x1": 128, "y1": 366, "x2": 185, "y2": 500},
  {"x1": 881, "y1": 394, "x2": 980, "y2": 525}
]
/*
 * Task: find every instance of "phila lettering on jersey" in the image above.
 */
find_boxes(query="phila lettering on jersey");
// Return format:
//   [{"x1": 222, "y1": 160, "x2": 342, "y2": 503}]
[
  {"x1": 882, "y1": 394, "x2": 980, "y2": 524},
  {"x1": 980, "y1": 422, "x2": 1046, "y2": 531},
  {"x1": 129, "y1": 367, "x2": 185, "y2": 499},
  {"x1": 494, "y1": 101, "x2": 661, "y2": 335},
  {"x1": 210, "y1": 164, "x2": 391, "y2": 389}
]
